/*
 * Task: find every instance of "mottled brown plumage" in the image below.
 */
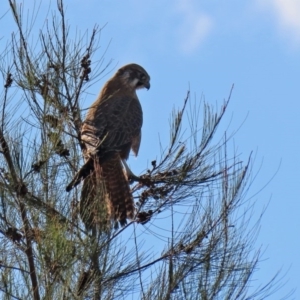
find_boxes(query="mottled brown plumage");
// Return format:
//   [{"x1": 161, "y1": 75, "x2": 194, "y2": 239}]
[{"x1": 67, "y1": 63, "x2": 150, "y2": 229}]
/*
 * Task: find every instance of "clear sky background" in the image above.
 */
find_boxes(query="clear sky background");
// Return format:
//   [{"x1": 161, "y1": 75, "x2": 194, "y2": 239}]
[{"x1": 1, "y1": 0, "x2": 300, "y2": 298}]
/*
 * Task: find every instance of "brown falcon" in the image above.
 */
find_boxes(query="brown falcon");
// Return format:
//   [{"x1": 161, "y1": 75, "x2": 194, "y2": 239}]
[{"x1": 66, "y1": 63, "x2": 150, "y2": 229}]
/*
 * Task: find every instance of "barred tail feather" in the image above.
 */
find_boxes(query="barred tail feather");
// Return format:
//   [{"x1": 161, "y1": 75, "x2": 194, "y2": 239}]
[
  {"x1": 101, "y1": 154, "x2": 135, "y2": 226},
  {"x1": 79, "y1": 154, "x2": 135, "y2": 230}
]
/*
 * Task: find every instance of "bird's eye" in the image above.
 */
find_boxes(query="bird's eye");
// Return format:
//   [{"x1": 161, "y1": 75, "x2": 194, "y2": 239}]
[{"x1": 140, "y1": 74, "x2": 146, "y2": 80}]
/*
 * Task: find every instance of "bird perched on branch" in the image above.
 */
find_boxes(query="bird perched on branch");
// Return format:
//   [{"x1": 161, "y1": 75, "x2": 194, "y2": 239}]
[{"x1": 66, "y1": 63, "x2": 150, "y2": 229}]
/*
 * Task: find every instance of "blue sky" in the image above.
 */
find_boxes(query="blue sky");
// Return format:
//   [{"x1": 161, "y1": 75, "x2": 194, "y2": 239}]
[{"x1": 1, "y1": 0, "x2": 300, "y2": 298}]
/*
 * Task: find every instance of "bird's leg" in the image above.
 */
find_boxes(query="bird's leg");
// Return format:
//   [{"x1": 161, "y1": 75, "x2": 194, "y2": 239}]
[{"x1": 122, "y1": 160, "x2": 140, "y2": 182}]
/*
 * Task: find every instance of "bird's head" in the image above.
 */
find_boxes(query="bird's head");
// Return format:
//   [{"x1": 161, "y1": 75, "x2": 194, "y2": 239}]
[{"x1": 117, "y1": 63, "x2": 150, "y2": 90}]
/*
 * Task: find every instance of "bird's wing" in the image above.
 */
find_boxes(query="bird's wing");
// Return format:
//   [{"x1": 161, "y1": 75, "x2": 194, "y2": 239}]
[{"x1": 82, "y1": 94, "x2": 143, "y2": 155}]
